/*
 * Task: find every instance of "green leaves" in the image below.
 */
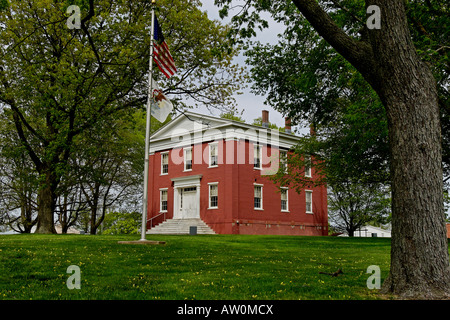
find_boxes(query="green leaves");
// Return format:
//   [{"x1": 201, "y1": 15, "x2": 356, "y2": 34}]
[
  {"x1": 101, "y1": 211, "x2": 141, "y2": 235},
  {"x1": 0, "y1": 0, "x2": 245, "y2": 232},
  {"x1": 219, "y1": 0, "x2": 448, "y2": 190},
  {"x1": 0, "y1": 0, "x2": 8, "y2": 11}
]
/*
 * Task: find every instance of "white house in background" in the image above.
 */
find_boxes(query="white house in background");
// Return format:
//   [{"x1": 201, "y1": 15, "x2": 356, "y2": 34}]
[{"x1": 339, "y1": 225, "x2": 391, "y2": 238}]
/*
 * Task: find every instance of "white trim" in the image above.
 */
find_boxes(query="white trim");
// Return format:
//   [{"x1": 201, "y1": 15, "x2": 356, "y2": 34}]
[
  {"x1": 253, "y1": 183, "x2": 263, "y2": 210},
  {"x1": 280, "y1": 187, "x2": 289, "y2": 212},
  {"x1": 149, "y1": 111, "x2": 301, "y2": 154},
  {"x1": 160, "y1": 151, "x2": 169, "y2": 175},
  {"x1": 183, "y1": 146, "x2": 192, "y2": 172},
  {"x1": 280, "y1": 150, "x2": 288, "y2": 173},
  {"x1": 305, "y1": 155, "x2": 312, "y2": 178},
  {"x1": 159, "y1": 188, "x2": 168, "y2": 213},
  {"x1": 305, "y1": 190, "x2": 313, "y2": 214},
  {"x1": 171, "y1": 174, "x2": 203, "y2": 184},
  {"x1": 208, "y1": 142, "x2": 219, "y2": 168},
  {"x1": 253, "y1": 144, "x2": 262, "y2": 170},
  {"x1": 208, "y1": 182, "x2": 219, "y2": 209},
  {"x1": 171, "y1": 175, "x2": 201, "y2": 219}
]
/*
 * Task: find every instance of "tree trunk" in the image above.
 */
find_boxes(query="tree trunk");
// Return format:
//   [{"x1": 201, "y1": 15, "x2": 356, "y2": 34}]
[
  {"x1": 291, "y1": 0, "x2": 450, "y2": 298},
  {"x1": 19, "y1": 203, "x2": 35, "y2": 233},
  {"x1": 367, "y1": 1, "x2": 450, "y2": 299},
  {"x1": 90, "y1": 206, "x2": 98, "y2": 235},
  {"x1": 35, "y1": 170, "x2": 57, "y2": 234},
  {"x1": 89, "y1": 183, "x2": 100, "y2": 235},
  {"x1": 380, "y1": 80, "x2": 450, "y2": 298},
  {"x1": 18, "y1": 189, "x2": 36, "y2": 233}
]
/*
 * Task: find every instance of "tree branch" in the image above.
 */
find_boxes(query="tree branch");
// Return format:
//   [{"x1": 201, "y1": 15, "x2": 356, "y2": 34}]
[{"x1": 290, "y1": 0, "x2": 377, "y2": 85}]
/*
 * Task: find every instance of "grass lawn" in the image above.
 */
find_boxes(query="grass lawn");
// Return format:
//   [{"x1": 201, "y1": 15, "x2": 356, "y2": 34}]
[{"x1": 0, "y1": 234, "x2": 393, "y2": 300}]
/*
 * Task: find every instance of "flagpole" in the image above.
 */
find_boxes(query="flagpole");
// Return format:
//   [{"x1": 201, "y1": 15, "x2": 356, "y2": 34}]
[{"x1": 140, "y1": 2, "x2": 156, "y2": 241}]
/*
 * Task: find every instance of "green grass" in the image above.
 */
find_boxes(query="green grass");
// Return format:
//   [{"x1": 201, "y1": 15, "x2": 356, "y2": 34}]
[{"x1": 0, "y1": 234, "x2": 393, "y2": 300}]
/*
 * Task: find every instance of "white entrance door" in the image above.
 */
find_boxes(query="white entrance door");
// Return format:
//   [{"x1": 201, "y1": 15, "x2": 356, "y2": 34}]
[
  {"x1": 181, "y1": 187, "x2": 198, "y2": 219},
  {"x1": 173, "y1": 186, "x2": 200, "y2": 219},
  {"x1": 171, "y1": 175, "x2": 202, "y2": 220}
]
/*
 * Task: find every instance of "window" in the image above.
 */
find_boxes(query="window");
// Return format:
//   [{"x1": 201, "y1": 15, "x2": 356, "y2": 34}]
[
  {"x1": 281, "y1": 188, "x2": 289, "y2": 212},
  {"x1": 254, "y1": 185, "x2": 263, "y2": 209},
  {"x1": 254, "y1": 144, "x2": 261, "y2": 169},
  {"x1": 161, "y1": 152, "x2": 169, "y2": 174},
  {"x1": 184, "y1": 147, "x2": 192, "y2": 171},
  {"x1": 305, "y1": 155, "x2": 312, "y2": 177},
  {"x1": 209, "y1": 143, "x2": 218, "y2": 167},
  {"x1": 209, "y1": 183, "x2": 218, "y2": 209},
  {"x1": 280, "y1": 151, "x2": 288, "y2": 173},
  {"x1": 305, "y1": 190, "x2": 313, "y2": 213},
  {"x1": 160, "y1": 189, "x2": 168, "y2": 212}
]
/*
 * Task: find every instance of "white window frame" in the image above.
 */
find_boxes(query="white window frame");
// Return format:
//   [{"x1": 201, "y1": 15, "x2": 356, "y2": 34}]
[
  {"x1": 280, "y1": 150, "x2": 288, "y2": 173},
  {"x1": 161, "y1": 152, "x2": 169, "y2": 175},
  {"x1": 280, "y1": 187, "x2": 289, "y2": 212},
  {"x1": 254, "y1": 183, "x2": 263, "y2": 210},
  {"x1": 305, "y1": 190, "x2": 313, "y2": 214},
  {"x1": 184, "y1": 147, "x2": 192, "y2": 171},
  {"x1": 160, "y1": 188, "x2": 168, "y2": 213},
  {"x1": 208, "y1": 182, "x2": 219, "y2": 209},
  {"x1": 208, "y1": 142, "x2": 219, "y2": 168},
  {"x1": 305, "y1": 155, "x2": 312, "y2": 178},
  {"x1": 254, "y1": 144, "x2": 262, "y2": 169}
]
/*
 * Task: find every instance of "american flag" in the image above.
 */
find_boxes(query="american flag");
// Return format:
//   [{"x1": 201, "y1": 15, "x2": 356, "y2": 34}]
[{"x1": 153, "y1": 17, "x2": 177, "y2": 79}]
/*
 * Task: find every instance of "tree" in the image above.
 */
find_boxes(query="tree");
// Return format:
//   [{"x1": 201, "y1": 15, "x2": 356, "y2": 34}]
[
  {"x1": 270, "y1": 97, "x2": 390, "y2": 194},
  {"x1": 328, "y1": 182, "x2": 390, "y2": 237},
  {"x1": 251, "y1": 116, "x2": 285, "y2": 132},
  {"x1": 55, "y1": 180, "x2": 86, "y2": 234},
  {"x1": 270, "y1": 100, "x2": 391, "y2": 237},
  {"x1": 220, "y1": 107, "x2": 246, "y2": 122},
  {"x1": 74, "y1": 110, "x2": 167, "y2": 235},
  {"x1": 216, "y1": 0, "x2": 450, "y2": 298},
  {"x1": 0, "y1": 111, "x2": 38, "y2": 233},
  {"x1": 0, "y1": 0, "x2": 244, "y2": 234},
  {"x1": 101, "y1": 211, "x2": 141, "y2": 235},
  {"x1": 270, "y1": 103, "x2": 391, "y2": 238}
]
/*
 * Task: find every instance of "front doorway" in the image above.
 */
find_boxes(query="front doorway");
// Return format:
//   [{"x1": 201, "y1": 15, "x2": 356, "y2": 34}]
[
  {"x1": 171, "y1": 175, "x2": 202, "y2": 220},
  {"x1": 178, "y1": 187, "x2": 198, "y2": 219}
]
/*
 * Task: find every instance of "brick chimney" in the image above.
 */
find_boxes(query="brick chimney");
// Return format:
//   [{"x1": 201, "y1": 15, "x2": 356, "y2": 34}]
[
  {"x1": 285, "y1": 118, "x2": 292, "y2": 134},
  {"x1": 262, "y1": 110, "x2": 269, "y2": 128}
]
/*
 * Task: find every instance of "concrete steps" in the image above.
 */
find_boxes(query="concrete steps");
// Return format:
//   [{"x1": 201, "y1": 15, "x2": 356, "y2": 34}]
[{"x1": 147, "y1": 218, "x2": 216, "y2": 235}]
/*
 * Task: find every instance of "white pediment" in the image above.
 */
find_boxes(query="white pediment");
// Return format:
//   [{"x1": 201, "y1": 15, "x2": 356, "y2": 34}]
[
  {"x1": 150, "y1": 111, "x2": 230, "y2": 141},
  {"x1": 149, "y1": 111, "x2": 300, "y2": 153}
]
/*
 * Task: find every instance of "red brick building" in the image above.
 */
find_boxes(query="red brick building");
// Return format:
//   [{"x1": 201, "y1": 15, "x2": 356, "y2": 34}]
[{"x1": 146, "y1": 111, "x2": 328, "y2": 235}]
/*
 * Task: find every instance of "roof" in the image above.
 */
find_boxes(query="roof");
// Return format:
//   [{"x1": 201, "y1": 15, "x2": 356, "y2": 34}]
[
  {"x1": 149, "y1": 111, "x2": 300, "y2": 153},
  {"x1": 360, "y1": 225, "x2": 391, "y2": 232}
]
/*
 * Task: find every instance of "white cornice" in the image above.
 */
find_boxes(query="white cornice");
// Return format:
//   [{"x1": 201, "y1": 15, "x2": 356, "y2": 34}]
[{"x1": 149, "y1": 111, "x2": 300, "y2": 153}]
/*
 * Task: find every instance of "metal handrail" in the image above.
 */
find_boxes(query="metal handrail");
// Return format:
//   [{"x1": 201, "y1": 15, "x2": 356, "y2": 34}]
[{"x1": 147, "y1": 212, "x2": 166, "y2": 229}]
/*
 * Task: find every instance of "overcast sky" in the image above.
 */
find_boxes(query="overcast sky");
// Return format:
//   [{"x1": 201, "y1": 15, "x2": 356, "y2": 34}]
[{"x1": 196, "y1": 1, "x2": 305, "y2": 133}]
